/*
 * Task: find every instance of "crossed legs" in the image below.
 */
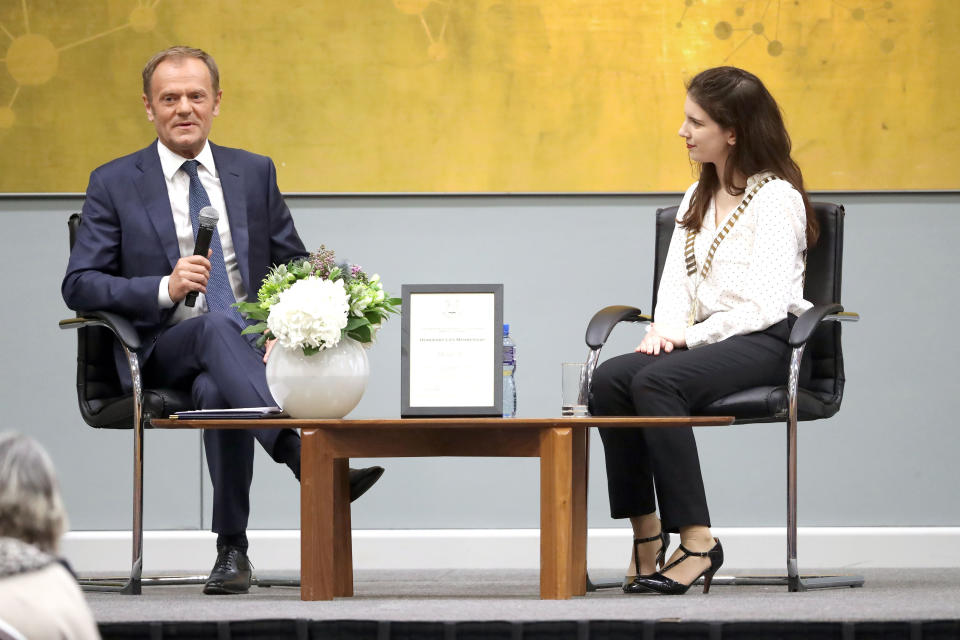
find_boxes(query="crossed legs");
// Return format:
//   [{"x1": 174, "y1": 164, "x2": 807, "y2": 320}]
[{"x1": 144, "y1": 313, "x2": 300, "y2": 536}]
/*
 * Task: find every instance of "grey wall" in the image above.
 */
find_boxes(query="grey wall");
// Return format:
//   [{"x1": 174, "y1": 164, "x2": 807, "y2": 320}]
[{"x1": 3, "y1": 191, "x2": 958, "y2": 533}]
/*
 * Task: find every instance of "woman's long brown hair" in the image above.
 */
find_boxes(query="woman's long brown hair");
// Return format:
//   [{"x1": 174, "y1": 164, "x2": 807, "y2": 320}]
[{"x1": 682, "y1": 67, "x2": 818, "y2": 247}]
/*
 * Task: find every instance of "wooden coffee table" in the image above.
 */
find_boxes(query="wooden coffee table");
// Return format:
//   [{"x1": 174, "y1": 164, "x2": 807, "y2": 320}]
[{"x1": 154, "y1": 416, "x2": 732, "y2": 600}]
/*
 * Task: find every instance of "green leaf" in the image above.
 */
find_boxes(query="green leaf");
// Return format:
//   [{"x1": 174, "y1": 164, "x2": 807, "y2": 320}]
[
  {"x1": 302, "y1": 345, "x2": 320, "y2": 356},
  {"x1": 241, "y1": 321, "x2": 268, "y2": 335},
  {"x1": 348, "y1": 324, "x2": 372, "y2": 343},
  {"x1": 346, "y1": 316, "x2": 370, "y2": 331},
  {"x1": 378, "y1": 299, "x2": 401, "y2": 314},
  {"x1": 233, "y1": 301, "x2": 270, "y2": 322},
  {"x1": 248, "y1": 309, "x2": 271, "y2": 322}
]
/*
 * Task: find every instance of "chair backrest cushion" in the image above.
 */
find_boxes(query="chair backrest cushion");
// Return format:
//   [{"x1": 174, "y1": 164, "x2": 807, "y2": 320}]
[
  {"x1": 68, "y1": 214, "x2": 130, "y2": 426},
  {"x1": 68, "y1": 214, "x2": 193, "y2": 427}
]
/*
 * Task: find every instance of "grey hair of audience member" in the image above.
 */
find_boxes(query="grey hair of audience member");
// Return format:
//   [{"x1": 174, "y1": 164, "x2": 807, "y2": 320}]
[{"x1": 0, "y1": 432, "x2": 68, "y2": 553}]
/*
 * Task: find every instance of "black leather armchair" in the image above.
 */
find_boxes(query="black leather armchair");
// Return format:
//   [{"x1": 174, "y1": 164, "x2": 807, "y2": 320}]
[
  {"x1": 582, "y1": 202, "x2": 862, "y2": 592},
  {"x1": 59, "y1": 213, "x2": 197, "y2": 594}
]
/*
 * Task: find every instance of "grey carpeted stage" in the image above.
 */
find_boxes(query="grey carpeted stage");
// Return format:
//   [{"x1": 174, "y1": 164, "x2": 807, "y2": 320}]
[{"x1": 87, "y1": 568, "x2": 960, "y2": 623}]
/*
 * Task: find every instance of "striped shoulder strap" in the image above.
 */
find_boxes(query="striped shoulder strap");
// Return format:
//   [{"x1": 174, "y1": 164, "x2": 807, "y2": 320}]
[{"x1": 684, "y1": 175, "x2": 778, "y2": 278}]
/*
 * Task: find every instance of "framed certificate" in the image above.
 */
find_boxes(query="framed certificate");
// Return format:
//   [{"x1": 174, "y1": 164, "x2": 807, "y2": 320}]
[{"x1": 401, "y1": 284, "x2": 503, "y2": 417}]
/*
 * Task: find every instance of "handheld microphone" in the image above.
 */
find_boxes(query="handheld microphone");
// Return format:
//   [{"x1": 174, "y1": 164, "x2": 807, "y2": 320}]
[{"x1": 184, "y1": 206, "x2": 219, "y2": 308}]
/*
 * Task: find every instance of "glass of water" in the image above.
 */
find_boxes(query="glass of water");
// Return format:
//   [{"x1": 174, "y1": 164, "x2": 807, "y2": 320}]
[{"x1": 561, "y1": 362, "x2": 589, "y2": 417}]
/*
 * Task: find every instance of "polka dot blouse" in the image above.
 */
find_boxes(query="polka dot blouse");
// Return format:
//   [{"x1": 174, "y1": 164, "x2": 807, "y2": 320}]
[{"x1": 655, "y1": 171, "x2": 812, "y2": 348}]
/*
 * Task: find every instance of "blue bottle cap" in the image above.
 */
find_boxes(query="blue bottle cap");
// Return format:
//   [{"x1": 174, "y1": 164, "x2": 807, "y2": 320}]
[{"x1": 503, "y1": 323, "x2": 510, "y2": 335}]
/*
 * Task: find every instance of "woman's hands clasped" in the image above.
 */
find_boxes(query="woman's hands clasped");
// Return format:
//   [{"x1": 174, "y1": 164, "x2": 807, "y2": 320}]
[{"x1": 636, "y1": 323, "x2": 687, "y2": 355}]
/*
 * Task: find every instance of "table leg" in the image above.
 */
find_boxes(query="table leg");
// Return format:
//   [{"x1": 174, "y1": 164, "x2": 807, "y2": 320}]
[
  {"x1": 539, "y1": 427, "x2": 574, "y2": 599},
  {"x1": 571, "y1": 425, "x2": 588, "y2": 596},
  {"x1": 300, "y1": 429, "x2": 335, "y2": 600}
]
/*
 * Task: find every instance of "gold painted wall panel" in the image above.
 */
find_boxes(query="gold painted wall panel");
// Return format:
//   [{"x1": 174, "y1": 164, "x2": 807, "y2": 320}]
[{"x1": 1, "y1": 0, "x2": 957, "y2": 192}]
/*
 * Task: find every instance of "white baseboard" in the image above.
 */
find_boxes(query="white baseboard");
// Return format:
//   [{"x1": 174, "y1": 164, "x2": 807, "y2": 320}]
[{"x1": 61, "y1": 527, "x2": 960, "y2": 574}]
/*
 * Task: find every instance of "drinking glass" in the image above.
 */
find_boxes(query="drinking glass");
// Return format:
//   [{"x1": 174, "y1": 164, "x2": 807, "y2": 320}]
[{"x1": 561, "y1": 362, "x2": 589, "y2": 417}]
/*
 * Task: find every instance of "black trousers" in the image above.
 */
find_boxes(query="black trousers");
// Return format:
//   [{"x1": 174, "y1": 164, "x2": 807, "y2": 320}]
[
  {"x1": 591, "y1": 318, "x2": 798, "y2": 532},
  {"x1": 143, "y1": 313, "x2": 299, "y2": 536}
]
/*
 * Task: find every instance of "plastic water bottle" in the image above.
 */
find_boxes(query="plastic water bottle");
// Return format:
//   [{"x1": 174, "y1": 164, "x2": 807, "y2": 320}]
[{"x1": 502, "y1": 324, "x2": 517, "y2": 418}]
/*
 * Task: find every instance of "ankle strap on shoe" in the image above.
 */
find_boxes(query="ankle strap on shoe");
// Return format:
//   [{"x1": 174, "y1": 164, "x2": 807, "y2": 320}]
[
  {"x1": 660, "y1": 543, "x2": 713, "y2": 573},
  {"x1": 676, "y1": 543, "x2": 713, "y2": 558},
  {"x1": 632, "y1": 532, "x2": 665, "y2": 575}
]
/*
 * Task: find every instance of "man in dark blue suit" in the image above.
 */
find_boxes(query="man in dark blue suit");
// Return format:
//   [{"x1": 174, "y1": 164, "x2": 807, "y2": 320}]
[{"x1": 62, "y1": 46, "x2": 383, "y2": 595}]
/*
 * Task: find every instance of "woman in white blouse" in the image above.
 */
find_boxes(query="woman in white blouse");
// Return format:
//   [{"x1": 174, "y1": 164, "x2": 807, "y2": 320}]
[{"x1": 592, "y1": 66, "x2": 819, "y2": 596}]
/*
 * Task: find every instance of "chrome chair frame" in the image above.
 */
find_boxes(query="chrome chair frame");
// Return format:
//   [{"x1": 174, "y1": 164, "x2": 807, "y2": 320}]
[{"x1": 60, "y1": 313, "x2": 207, "y2": 594}]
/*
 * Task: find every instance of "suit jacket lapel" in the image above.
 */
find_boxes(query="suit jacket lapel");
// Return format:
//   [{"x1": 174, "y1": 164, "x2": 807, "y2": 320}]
[
  {"x1": 212, "y1": 143, "x2": 251, "y2": 296},
  {"x1": 134, "y1": 141, "x2": 180, "y2": 271}
]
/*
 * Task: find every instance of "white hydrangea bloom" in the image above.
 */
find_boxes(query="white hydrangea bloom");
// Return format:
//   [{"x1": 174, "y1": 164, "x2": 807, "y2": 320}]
[{"x1": 267, "y1": 277, "x2": 349, "y2": 351}]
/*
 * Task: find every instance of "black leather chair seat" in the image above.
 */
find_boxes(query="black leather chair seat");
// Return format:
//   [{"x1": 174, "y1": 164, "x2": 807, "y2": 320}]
[
  {"x1": 82, "y1": 389, "x2": 194, "y2": 429},
  {"x1": 702, "y1": 386, "x2": 840, "y2": 424}
]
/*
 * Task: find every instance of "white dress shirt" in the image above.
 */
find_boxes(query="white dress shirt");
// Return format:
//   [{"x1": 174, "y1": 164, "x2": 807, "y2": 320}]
[
  {"x1": 155, "y1": 140, "x2": 247, "y2": 324},
  {"x1": 655, "y1": 171, "x2": 812, "y2": 348}
]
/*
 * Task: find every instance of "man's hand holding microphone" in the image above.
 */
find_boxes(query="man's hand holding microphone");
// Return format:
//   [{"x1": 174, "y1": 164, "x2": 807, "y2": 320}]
[{"x1": 166, "y1": 206, "x2": 277, "y2": 362}]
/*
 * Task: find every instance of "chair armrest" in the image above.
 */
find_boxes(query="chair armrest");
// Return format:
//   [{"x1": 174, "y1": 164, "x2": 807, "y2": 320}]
[
  {"x1": 585, "y1": 305, "x2": 650, "y2": 349},
  {"x1": 59, "y1": 310, "x2": 141, "y2": 351},
  {"x1": 788, "y1": 304, "x2": 859, "y2": 347}
]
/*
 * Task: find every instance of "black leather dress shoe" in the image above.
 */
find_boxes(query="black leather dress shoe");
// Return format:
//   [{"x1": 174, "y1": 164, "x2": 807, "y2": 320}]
[
  {"x1": 349, "y1": 466, "x2": 385, "y2": 502},
  {"x1": 203, "y1": 545, "x2": 252, "y2": 595}
]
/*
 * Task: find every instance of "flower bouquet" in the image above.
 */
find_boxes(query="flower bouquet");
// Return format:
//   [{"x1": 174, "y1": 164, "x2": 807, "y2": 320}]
[{"x1": 234, "y1": 246, "x2": 400, "y2": 355}]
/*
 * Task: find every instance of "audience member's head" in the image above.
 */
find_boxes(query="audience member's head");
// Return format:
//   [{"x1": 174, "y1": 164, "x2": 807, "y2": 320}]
[{"x1": 0, "y1": 432, "x2": 68, "y2": 553}]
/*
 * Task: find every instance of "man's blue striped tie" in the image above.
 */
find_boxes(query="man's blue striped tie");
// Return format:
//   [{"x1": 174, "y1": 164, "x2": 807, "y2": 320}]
[{"x1": 181, "y1": 160, "x2": 244, "y2": 328}]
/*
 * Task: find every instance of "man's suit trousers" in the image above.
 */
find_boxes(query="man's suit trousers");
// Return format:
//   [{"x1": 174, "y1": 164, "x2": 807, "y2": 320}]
[
  {"x1": 143, "y1": 312, "x2": 297, "y2": 535},
  {"x1": 591, "y1": 318, "x2": 798, "y2": 532}
]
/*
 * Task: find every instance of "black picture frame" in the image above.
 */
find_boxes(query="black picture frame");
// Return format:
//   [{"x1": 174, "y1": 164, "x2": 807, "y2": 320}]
[{"x1": 401, "y1": 284, "x2": 503, "y2": 418}]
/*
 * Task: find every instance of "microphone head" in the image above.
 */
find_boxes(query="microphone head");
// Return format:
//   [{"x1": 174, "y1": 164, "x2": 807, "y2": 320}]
[{"x1": 198, "y1": 206, "x2": 219, "y2": 228}]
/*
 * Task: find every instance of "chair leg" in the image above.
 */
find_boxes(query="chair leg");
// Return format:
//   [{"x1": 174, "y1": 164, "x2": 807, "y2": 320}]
[
  {"x1": 125, "y1": 349, "x2": 145, "y2": 595},
  {"x1": 76, "y1": 412, "x2": 208, "y2": 591},
  {"x1": 79, "y1": 349, "x2": 146, "y2": 594},
  {"x1": 579, "y1": 427, "x2": 625, "y2": 593},
  {"x1": 785, "y1": 344, "x2": 863, "y2": 592},
  {"x1": 586, "y1": 575, "x2": 624, "y2": 591},
  {"x1": 580, "y1": 349, "x2": 601, "y2": 409},
  {"x1": 582, "y1": 350, "x2": 628, "y2": 592},
  {"x1": 786, "y1": 344, "x2": 802, "y2": 592}
]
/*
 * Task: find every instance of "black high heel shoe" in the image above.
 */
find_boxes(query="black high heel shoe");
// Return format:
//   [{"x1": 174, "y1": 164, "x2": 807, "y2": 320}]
[
  {"x1": 624, "y1": 538, "x2": 723, "y2": 595},
  {"x1": 621, "y1": 531, "x2": 671, "y2": 588}
]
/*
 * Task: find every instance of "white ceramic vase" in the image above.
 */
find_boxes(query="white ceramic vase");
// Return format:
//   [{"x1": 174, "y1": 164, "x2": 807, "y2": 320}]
[{"x1": 265, "y1": 337, "x2": 369, "y2": 419}]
